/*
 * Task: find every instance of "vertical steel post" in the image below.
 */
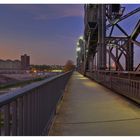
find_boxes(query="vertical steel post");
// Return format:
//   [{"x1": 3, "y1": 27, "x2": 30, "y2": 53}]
[
  {"x1": 126, "y1": 40, "x2": 134, "y2": 71},
  {"x1": 17, "y1": 97, "x2": 23, "y2": 136},
  {"x1": 4, "y1": 104, "x2": 10, "y2": 136},
  {"x1": 129, "y1": 41, "x2": 134, "y2": 71},
  {"x1": 11, "y1": 101, "x2": 17, "y2": 136},
  {"x1": 26, "y1": 94, "x2": 31, "y2": 136},
  {"x1": 97, "y1": 4, "x2": 106, "y2": 70},
  {"x1": 116, "y1": 46, "x2": 119, "y2": 70},
  {"x1": 23, "y1": 95, "x2": 28, "y2": 135},
  {"x1": 109, "y1": 46, "x2": 111, "y2": 70},
  {"x1": 0, "y1": 108, "x2": 2, "y2": 135}
]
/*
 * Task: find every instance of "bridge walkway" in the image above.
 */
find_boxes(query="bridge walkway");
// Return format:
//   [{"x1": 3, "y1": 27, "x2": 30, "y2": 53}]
[{"x1": 49, "y1": 72, "x2": 140, "y2": 136}]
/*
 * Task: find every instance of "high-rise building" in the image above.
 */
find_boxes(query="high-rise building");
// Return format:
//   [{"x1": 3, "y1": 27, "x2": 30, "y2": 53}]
[{"x1": 21, "y1": 54, "x2": 30, "y2": 70}]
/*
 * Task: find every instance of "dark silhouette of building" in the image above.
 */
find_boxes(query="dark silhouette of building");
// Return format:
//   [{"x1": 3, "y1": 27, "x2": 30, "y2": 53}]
[{"x1": 21, "y1": 54, "x2": 30, "y2": 70}]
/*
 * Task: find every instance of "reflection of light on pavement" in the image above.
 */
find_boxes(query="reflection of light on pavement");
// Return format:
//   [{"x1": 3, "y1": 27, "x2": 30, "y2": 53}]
[
  {"x1": 83, "y1": 81, "x2": 97, "y2": 88},
  {"x1": 77, "y1": 77, "x2": 87, "y2": 80}
]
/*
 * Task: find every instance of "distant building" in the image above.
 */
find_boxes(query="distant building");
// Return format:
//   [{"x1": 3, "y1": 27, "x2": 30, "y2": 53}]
[
  {"x1": 0, "y1": 54, "x2": 30, "y2": 74},
  {"x1": 0, "y1": 59, "x2": 21, "y2": 70},
  {"x1": 21, "y1": 54, "x2": 30, "y2": 70}
]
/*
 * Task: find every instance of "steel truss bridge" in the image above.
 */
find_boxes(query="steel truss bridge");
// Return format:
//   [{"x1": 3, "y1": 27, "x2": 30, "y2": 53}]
[
  {"x1": 0, "y1": 4, "x2": 140, "y2": 136},
  {"x1": 77, "y1": 4, "x2": 140, "y2": 72},
  {"x1": 76, "y1": 4, "x2": 140, "y2": 103}
]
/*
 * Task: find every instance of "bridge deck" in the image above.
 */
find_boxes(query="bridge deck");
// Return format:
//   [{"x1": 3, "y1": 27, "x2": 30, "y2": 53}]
[{"x1": 49, "y1": 72, "x2": 140, "y2": 136}]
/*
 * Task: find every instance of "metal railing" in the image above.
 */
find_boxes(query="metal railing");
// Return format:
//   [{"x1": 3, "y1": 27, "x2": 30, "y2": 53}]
[
  {"x1": 0, "y1": 71, "x2": 72, "y2": 136},
  {"x1": 86, "y1": 71, "x2": 140, "y2": 104}
]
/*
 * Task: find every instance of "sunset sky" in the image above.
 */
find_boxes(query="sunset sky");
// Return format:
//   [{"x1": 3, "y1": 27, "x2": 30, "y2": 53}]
[{"x1": 0, "y1": 4, "x2": 139, "y2": 65}]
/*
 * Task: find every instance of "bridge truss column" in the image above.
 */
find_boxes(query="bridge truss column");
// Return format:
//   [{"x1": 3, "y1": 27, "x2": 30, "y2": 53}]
[
  {"x1": 126, "y1": 40, "x2": 134, "y2": 71},
  {"x1": 97, "y1": 4, "x2": 106, "y2": 70}
]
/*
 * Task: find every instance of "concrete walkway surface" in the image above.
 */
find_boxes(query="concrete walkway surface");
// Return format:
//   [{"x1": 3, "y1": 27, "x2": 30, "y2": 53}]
[{"x1": 49, "y1": 72, "x2": 140, "y2": 136}]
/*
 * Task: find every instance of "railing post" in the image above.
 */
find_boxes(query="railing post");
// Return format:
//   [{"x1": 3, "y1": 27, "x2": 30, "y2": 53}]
[
  {"x1": 3, "y1": 104, "x2": 10, "y2": 136},
  {"x1": 0, "y1": 108, "x2": 2, "y2": 135},
  {"x1": 17, "y1": 97, "x2": 23, "y2": 136},
  {"x1": 0, "y1": 71, "x2": 72, "y2": 136},
  {"x1": 30, "y1": 92, "x2": 33, "y2": 136},
  {"x1": 32, "y1": 90, "x2": 36, "y2": 135},
  {"x1": 26, "y1": 94, "x2": 31, "y2": 136},
  {"x1": 11, "y1": 101, "x2": 17, "y2": 136},
  {"x1": 23, "y1": 95, "x2": 28, "y2": 135}
]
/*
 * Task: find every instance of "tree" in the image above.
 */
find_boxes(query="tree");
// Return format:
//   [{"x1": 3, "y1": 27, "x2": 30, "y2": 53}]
[{"x1": 64, "y1": 60, "x2": 75, "y2": 72}]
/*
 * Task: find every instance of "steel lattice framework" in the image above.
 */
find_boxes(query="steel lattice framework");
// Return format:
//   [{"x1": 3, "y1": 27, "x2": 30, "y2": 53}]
[{"x1": 76, "y1": 4, "x2": 140, "y2": 73}]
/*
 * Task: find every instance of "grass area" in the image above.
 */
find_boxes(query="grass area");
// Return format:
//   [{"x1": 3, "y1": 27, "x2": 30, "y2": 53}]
[{"x1": 0, "y1": 77, "x2": 46, "y2": 90}]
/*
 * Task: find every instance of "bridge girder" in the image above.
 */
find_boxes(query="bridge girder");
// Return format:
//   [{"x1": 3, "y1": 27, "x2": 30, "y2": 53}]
[{"x1": 77, "y1": 4, "x2": 140, "y2": 73}]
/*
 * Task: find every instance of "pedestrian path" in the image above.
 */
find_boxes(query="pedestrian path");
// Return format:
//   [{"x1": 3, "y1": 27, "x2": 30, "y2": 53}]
[{"x1": 49, "y1": 72, "x2": 140, "y2": 136}]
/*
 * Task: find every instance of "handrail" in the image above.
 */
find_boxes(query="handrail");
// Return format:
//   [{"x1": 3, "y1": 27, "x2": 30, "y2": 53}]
[
  {"x1": 91, "y1": 70, "x2": 140, "y2": 75},
  {"x1": 85, "y1": 71, "x2": 140, "y2": 104},
  {"x1": 0, "y1": 71, "x2": 72, "y2": 107},
  {"x1": 0, "y1": 70, "x2": 73, "y2": 136}
]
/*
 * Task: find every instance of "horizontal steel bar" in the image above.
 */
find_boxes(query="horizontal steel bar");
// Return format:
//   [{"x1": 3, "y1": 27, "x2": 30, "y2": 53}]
[
  {"x1": 0, "y1": 71, "x2": 72, "y2": 107},
  {"x1": 91, "y1": 70, "x2": 140, "y2": 75},
  {"x1": 107, "y1": 7, "x2": 140, "y2": 28}
]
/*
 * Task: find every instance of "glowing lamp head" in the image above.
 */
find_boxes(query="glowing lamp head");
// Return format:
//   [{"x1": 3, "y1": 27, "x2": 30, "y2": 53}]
[
  {"x1": 77, "y1": 42, "x2": 79, "y2": 46},
  {"x1": 76, "y1": 47, "x2": 81, "y2": 52},
  {"x1": 79, "y1": 36, "x2": 83, "y2": 40}
]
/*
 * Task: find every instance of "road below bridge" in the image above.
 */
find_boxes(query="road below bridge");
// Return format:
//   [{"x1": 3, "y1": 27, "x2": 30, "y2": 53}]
[{"x1": 49, "y1": 72, "x2": 140, "y2": 136}]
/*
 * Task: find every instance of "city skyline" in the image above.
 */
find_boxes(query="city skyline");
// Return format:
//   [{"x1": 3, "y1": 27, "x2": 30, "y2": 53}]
[
  {"x1": 0, "y1": 4, "x2": 139, "y2": 65},
  {"x1": 0, "y1": 4, "x2": 84, "y2": 65}
]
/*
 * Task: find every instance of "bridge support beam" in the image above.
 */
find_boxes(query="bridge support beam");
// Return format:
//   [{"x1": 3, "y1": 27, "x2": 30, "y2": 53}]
[
  {"x1": 126, "y1": 40, "x2": 134, "y2": 71},
  {"x1": 97, "y1": 5, "x2": 106, "y2": 70}
]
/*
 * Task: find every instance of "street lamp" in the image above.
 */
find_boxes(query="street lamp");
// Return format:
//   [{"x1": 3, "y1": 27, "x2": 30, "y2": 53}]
[
  {"x1": 76, "y1": 47, "x2": 81, "y2": 52},
  {"x1": 77, "y1": 42, "x2": 79, "y2": 46},
  {"x1": 79, "y1": 36, "x2": 83, "y2": 40}
]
